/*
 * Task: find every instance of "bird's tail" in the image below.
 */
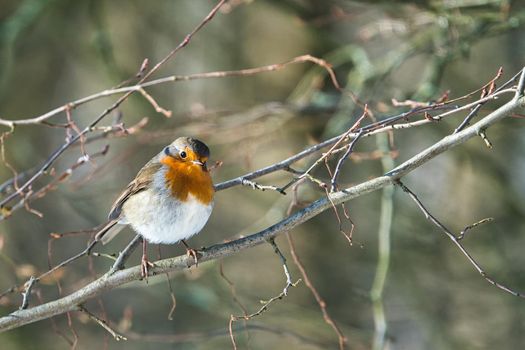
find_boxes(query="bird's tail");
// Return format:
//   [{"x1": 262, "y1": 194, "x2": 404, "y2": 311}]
[{"x1": 95, "y1": 220, "x2": 126, "y2": 244}]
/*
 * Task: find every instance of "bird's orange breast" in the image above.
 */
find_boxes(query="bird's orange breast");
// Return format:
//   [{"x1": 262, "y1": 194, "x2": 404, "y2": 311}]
[{"x1": 160, "y1": 156, "x2": 214, "y2": 204}]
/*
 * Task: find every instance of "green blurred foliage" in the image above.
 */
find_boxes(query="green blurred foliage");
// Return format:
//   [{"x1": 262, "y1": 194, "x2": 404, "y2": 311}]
[{"x1": 0, "y1": 0, "x2": 524, "y2": 349}]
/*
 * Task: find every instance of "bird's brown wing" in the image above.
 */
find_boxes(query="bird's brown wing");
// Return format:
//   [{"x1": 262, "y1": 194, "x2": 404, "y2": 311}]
[{"x1": 108, "y1": 161, "x2": 163, "y2": 221}]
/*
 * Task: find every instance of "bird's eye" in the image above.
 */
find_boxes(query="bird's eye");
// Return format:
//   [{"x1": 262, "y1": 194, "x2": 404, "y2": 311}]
[{"x1": 179, "y1": 151, "x2": 187, "y2": 159}]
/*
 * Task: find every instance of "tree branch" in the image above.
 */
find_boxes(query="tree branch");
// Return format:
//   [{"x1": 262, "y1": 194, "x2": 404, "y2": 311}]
[{"x1": 0, "y1": 72, "x2": 522, "y2": 332}]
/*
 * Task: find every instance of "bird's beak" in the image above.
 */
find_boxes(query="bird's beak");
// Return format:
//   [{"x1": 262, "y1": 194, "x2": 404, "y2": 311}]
[{"x1": 192, "y1": 160, "x2": 204, "y2": 166}]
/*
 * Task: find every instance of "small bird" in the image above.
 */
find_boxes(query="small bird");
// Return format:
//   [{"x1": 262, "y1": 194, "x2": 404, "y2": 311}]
[{"x1": 96, "y1": 137, "x2": 214, "y2": 277}]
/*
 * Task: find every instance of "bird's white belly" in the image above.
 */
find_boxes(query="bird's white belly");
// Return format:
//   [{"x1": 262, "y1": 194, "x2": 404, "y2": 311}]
[{"x1": 121, "y1": 189, "x2": 213, "y2": 244}]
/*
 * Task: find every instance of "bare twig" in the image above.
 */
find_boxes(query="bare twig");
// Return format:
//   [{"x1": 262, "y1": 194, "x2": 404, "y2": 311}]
[
  {"x1": 286, "y1": 232, "x2": 347, "y2": 350},
  {"x1": 228, "y1": 315, "x2": 238, "y2": 350},
  {"x1": 478, "y1": 130, "x2": 493, "y2": 148},
  {"x1": 0, "y1": 145, "x2": 110, "y2": 221},
  {"x1": 300, "y1": 108, "x2": 368, "y2": 181},
  {"x1": 229, "y1": 239, "x2": 300, "y2": 347},
  {"x1": 40, "y1": 240, "x2": 97, "y2": 283},
  {"x1": 137, "y1": 88, "x2": 172, "y2": 118},
  {"x1": 167, "y1": 286, "x2": 177, "y2": 321},
  {"x1": 454, "y1": 67, "x2": 512, "y2": 133},
  {"x1": 330, "y1": 129, "x2": 364, "y2": 192},
  {"x1": 457, "y1": 218, "x2": 494, "y2": 241},
  {"x1": 0, "y1": 168, "x2": 33, "y2": 196},
  {"x1": 78, "y1": 305, "x2": 127, "y2": 341},
  {"x1": 268, "y1": 239, "x2": 297, "y2": 296},
  {"x1": 241, "y1": 178, "x2": 286, "y2": 195},
  {"x1": 109, "y1": 235, "x2": 142, "y2": 273},
  {"x1": 515, "y1": 67, "x2": 525, "y2": 98},
  {"x1": 396, "y1": 180, "x2": 525, "y2": 298},
  {"x1": 219, "y1": 262, "x2": 249, "y2": 316},
  {"x1": 234, "y1": 241, "x2": 299, "y2": 320},
  {"x1": 65, "y1": 308, "x2": 79, "y2": 349},
  {"x1": 33, "y1": 291, "x2": 73, "y2": 347},
  {"x1": 0, "y1": 55, "x2": 338, "y2": 127},
  {"x1": 219, "y1": 262, "x2": 250, "y2": 349},
  {"x1": 19, "y1": 276, "x2": 36, "y2": 310}
]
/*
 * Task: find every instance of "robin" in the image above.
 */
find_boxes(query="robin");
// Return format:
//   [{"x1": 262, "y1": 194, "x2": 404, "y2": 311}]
[{"x1": 96, "y1": 137, "x2": 214, "y2": 278}]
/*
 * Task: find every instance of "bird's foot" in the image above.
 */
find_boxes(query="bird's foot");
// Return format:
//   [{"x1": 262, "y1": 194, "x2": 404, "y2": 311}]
[
  {"x1": 186, "y1": 248, "x2": 200, "y2": 267},
  {"x1": 140, "y1": 255, "x2": 156, "y2": 281},
  {"x1": 181, "y1": 240, "x2": 200, "y2": 267}
]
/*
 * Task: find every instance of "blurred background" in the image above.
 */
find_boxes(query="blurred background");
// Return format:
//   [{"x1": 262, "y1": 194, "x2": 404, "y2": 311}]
[{"x1": 0, "y1": 0, "x2": 525, "y2": 349}]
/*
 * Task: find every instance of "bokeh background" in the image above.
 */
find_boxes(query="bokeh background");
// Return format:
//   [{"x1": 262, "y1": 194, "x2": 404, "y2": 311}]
[{"x1": 1, "y1": 0, "x2": 525, "y2": 349}]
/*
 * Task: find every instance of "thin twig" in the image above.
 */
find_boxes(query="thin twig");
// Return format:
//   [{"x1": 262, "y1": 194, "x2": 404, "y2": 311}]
[
  {"x1": 137, "y1": 88, "x2": 172, "y2": 117},
  {"x1": 109, "y1": 235, "x2": 142, "y2": 274},
  {"x1": 330, "y1": 129, "x2": 364, "y2": 192},
  {"x1": 300, "y1": 108, "x2": 368, "y2": 181},
  {"x1": 219, "y1": 262, "x2": 249, "y2": 316},
  {"x1": 515, "y1": 67, "x2": 525, "y2": 98},
  {"x1": 233, "y1": 241, "x2": 299, "y2": 320},
  {"x1": 39, "y1": 240, "x2": 97, "y2": 283},
  {"x1": 229, "y1": 239, "x2": 300, "y2": 348},
  {"x1": 19, "y1": 276, "x2": 36, "y2": 310},
  {"x1": 396, "y1": 180, "x2": 525, "y2": 298},
  {"x1": 65, "y1": 308, "x2": 79, "y2": 349},
  {"x1": 220, "y1": 262, "x2": 250, "y2": 349},
  {"x1": 268, "y1": 239, "x2": 296, "y2": 296},
  {"x1": 241, "y1": 178, "x2": 286, "y2": 195},
  {"x1": 454, "y1": 67, "x2": 504, "y2": 133},
  {"x1": 229, "y1": 315, "x2": 238, "y2": 350},
  {"x1": 285, "y1": 232, "x2": 347, "y2": 350},
  {"x1": 34, "y1": 290, "x2": 75, "y2": 347},
  {"x1": 78, "y1": 305, "x2": 127, "y2": 341},
  {"x1": 0, "y1": 55, "x2": 339, "y2": 127},
  {"x1": 457, "y1": 218, "x2": 494, "y2": 241},
  {"x1": 0, "y1": 145, "x2": 110, "y2": 221}
]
